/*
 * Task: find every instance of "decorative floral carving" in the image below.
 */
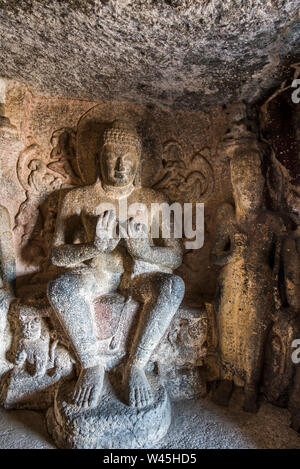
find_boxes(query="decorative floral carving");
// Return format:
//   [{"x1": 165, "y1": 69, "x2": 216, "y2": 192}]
[
  {"x1": 14, "y1": 144, "x2": 62, "y2": 250},
  {"x1": 14, "y1": 129, "x2": 82, "y2": 270},
  {"x1": 16, "y1": 144, "x2": 61, "y2": 195},
  {"x1": 153, "y1": 140, "x2": 214, "y2": 202},
  {"x1": 49, "y1": 128, "x2": 82, "y2": 186}
]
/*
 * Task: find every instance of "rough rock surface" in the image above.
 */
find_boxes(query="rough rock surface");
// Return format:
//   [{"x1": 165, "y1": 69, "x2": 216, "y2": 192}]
[
  {"x1": 1, "y1": 389, "x2": 300, "y2": 449},
  {"x1": 46, "y1": 374, "x2": 171, "y2": 449},
  {"x1": 0, "y1": 0, "x2": 299, "y2": 109}
]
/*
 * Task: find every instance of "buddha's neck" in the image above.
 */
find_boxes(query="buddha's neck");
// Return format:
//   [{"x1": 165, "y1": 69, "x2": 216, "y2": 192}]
[{"x1": 102, "y1": 182, "x2": 135, "y2": 199}]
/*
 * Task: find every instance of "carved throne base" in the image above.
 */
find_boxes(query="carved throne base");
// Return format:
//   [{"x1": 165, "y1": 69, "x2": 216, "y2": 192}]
[
  {"x1": 0, "y1": 367, "x2": 73, "y2": 410},
  {"x1": 0, "y1": 292, "x2": 211, "y2": 413},
  {"x1": 46, "y1": 373, "x2": 171, "y2": 449}
]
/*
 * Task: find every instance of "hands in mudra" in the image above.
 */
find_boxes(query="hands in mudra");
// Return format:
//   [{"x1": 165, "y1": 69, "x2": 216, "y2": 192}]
[
  {"x1": 94, "y1": 210, "x2": 119, "y2": 252},
  {"x1": 125, "y1": 217, "x2": 151, "y2": 258},
  {"x1": 94, "y1": 210, "x2": 151, "y2": 258}
]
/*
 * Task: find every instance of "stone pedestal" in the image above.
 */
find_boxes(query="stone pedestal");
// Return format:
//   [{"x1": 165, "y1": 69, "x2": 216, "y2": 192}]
[
  {"x1": 160, "y1": 366, "x2": 207, "y2": 401},
  {"x1": 46, "y1": 373, "x2": 171, "y2": 449}
]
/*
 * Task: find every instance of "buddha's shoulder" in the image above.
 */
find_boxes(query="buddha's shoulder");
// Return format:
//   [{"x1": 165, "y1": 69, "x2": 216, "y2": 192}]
[
  {"x1": 136, "y1": 187, "x2": 170, "y2": 204},
  {"x1": 60, "y1": 183, "x2": 97, "y2": 206}
]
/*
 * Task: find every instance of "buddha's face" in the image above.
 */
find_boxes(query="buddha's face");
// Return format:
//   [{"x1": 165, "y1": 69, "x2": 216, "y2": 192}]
[
  {"x1": 100, "y1": 143, "x2": 140, "y2": 187},
  {"x1": 231, "y1": 153, "x2": 264, "y2": 211}
]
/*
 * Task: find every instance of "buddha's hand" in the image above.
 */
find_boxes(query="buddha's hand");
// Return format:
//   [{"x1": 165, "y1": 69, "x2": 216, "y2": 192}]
[
  {"x1": 94, "y1": 210, "x2": 119, "y2": 252},
  {"x1": 233, "y1": 232, "x2": 248, "y2": 256},
  {"x1": 125, "y1": 217, "x2": 151, "y2": 259}
]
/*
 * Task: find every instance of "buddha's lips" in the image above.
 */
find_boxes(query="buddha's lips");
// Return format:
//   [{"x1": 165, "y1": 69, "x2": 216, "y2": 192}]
[{"x1": 114, "y1": 170, "x2": 128, "y2": 177}]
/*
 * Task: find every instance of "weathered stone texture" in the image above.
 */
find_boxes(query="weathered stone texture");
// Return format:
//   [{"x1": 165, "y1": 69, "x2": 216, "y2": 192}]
[
  {"x1": 1, "y1": 81, "x2": 239, "y2": 301},
  {"x1": 0, "y1": 1, "x2": 299, "y2": 109},
  {"x1": 0, "y1": 1, "x2": 299, "y2": 447}
]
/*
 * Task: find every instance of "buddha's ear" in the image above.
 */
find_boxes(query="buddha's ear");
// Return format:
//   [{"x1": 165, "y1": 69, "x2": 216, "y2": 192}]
[
  {"x1": 95, "y1": 151, "x2": 101, "y2": 176},
  {"x1": 95, "y1": 149, "x2": 105, "y2": 184},
  {"x1": 133, "y1": 172, "x2": 141, "y2": 187},
  {"x1": 133, "y1": 159, "x2": 142, "y2": 187}
]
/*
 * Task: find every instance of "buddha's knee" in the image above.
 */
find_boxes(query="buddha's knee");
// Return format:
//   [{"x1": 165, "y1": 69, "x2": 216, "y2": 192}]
[
  {"x1": 48, "y1": 272, "x2": 81, "y2": 308},
  {"x1": 159, "y1": 273, "x2": 185, "y2": 305}
]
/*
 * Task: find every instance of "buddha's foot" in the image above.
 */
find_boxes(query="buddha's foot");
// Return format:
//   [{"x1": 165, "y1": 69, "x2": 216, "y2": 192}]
[
  {"x1": 123, "y1": 364, "x2": 154, "y2": 409},
  {"x1": 243, "y1": 386, "x2": 258, "y2": 413},
  {"x1": 212, "y1": 380, "x2": 233, "y2": 407},
  {"x1": 72, "y1": 364, "x2": 104, "y2": 409}
]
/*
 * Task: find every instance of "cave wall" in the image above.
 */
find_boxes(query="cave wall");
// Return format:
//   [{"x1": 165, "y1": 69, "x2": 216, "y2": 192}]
[{"x1": 0, "y1": 78, "x2": 244, "y2": 303}]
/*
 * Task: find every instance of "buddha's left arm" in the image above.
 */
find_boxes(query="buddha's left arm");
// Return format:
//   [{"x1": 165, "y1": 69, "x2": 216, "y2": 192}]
[
  {"x1": 125, "y1": 209, "x2": 183, "y2": 269},
  {"x1": 148, "y1": 237, "x2": 183, "y2": 270},
  {"x1": 147, "y1": 205, "x2": 183, "y2": 269},
  {"x1": 127, "y1": 233, "x2": 183, "y2": 269}
]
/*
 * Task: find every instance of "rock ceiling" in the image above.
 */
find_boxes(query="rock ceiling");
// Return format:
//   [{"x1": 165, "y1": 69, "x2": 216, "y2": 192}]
[{"x1": 0, "y1": 0, "x2": 299, "y2": 109}]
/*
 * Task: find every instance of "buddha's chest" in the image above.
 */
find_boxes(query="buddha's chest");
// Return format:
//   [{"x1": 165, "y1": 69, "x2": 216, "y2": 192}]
[{"x1": 79, "y1": 196, "x2": 154, "y2": 241}]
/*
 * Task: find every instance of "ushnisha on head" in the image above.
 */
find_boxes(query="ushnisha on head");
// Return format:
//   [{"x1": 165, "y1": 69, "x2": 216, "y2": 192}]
[{"x1": 99, "y1": 120, "x2": 142, "y2": 187}]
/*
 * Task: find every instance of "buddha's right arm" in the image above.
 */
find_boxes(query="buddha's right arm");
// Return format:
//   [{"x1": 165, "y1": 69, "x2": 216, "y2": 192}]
[
  {"x1": 210, "y1": 204, "x2": 234, "y2": 267},
  {"x1": 210, "y1": 221, "x2": 234, "y2": 266},
  {"x1": 50, "y1": 191, "x2": 101, "y2": 267},
  {"x1": 210, "y1": 222, "x2": 237, "y2": 266},
  {"x1": 50, "y1": 243, "x2": 100, "y2": 267},
  {"x1": 211, "y1": 249, "x2": 234, "y2": 267}
]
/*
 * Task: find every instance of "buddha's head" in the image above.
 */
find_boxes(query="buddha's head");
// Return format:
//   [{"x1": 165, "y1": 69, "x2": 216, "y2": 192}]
[
  {"x1": 230, "y1": 147, "x2": 265, "y2": 211},
  {"x1": 99, "y1": 120, "x2": 141, "y2": 187}
]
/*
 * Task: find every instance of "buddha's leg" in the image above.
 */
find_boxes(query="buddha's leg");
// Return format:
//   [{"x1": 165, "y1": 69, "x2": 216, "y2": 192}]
[
  {"x1": 47, "y1": 269, "x2": 104, "y2": 408},
  {"x1": 123, "y1": 272, "x2": 185, "y2": 408},
  {"x1": 212, "y1": 281, "x2": 234, "y2": 406},
  {"x1": 243, "y1": 316, "x2": 270, "y2": 413}
]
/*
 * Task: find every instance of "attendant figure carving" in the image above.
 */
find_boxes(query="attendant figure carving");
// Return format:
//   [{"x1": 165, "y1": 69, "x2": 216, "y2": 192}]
[
  {"x1": 263, "y1": 186, "x2": 300, "y2": 425},
  {"x1": 211, "y1": 135, "x2": 284, "y2": 412}
]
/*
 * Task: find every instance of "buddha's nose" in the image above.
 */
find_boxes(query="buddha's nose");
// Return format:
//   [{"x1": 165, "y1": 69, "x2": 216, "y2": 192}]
[{"x1": 116, "y1": 157, "x2": 125, "y2": 171}]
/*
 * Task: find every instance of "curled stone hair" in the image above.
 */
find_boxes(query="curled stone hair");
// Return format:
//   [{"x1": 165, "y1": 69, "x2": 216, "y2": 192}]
[
  {"x1": 102, "y1": 119, "x2": 142, "y2": 155},
  {"x1": 99, "y1": 119, "x2": 142, "y2": 187}
]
